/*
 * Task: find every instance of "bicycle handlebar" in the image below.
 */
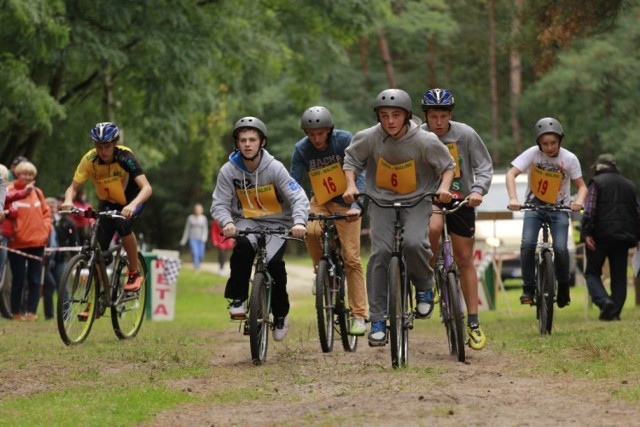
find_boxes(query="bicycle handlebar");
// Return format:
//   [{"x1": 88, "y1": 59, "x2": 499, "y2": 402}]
[
  {"x1": 233, "y1": 227, "x2": 305, "y2": 243},
  {"x1": 433, "y1": 198, "x2": 470, "y2": 215},
  {"x1": 356, "y1": 192, "x2": 438, "y2": 210},
  {"x1": 518, "y1": 204, "x2": 572, "y2": 212},
  {"x1": 60, "y1": 207, "x2": 125, "y2": 220},
  {"x1": 307, "y1": 212, "x2": 360, "y2": 221}
]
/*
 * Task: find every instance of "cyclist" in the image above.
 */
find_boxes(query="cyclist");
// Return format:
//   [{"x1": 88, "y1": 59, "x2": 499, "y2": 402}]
[
  {"x1": 343, "y1": 88, "x2": 455, "y2": 347},
  {"x1": 421, "y1": 88, "x2": 493, "y2": 351},
  {"x1": 211, "y1": 116, "x2": 309, "y2": 342},
  {"x1": 61, "y1": 122, "x2": 153, "y2": 296},
  {"x1": 290, "y1": 106, "x2": 368, "y2": 336},
  {"x1": 506, "y1": 117, "x2": 587, "y2": 308}
]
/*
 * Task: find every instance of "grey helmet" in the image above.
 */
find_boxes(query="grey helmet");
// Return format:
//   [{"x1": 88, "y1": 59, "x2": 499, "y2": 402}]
[
  {"x1": 232, "y1": 116, "x2": 267, "y2": 146},
  {"x1": 301, "y1": 106, "x2": 334, "y2": 129},
  {"x1": 373, "y1": 89, "x2": 412, "y2": 115},
  {"x1": 534, "y1": 117, "x2": 564, "y2": 142}
]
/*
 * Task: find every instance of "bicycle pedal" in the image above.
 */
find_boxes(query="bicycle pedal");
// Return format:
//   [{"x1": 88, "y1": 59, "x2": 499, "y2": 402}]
[{"x1": 242, "y1": 321, "x2": 250, "y2": 336}]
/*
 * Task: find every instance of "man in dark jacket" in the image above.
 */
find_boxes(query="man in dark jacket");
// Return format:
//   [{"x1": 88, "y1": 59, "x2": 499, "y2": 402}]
[{"x1": 581, "y1": 154, "x2": 640, "y2": 321}]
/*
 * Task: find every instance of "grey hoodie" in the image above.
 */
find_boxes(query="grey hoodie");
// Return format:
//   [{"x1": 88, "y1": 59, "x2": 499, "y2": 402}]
[
  {"x1": 343, "y1": 116, "x2": 455, "y2": 203},
  {"x1": 211, "y1": 149, "x2": 310, "y2": 230}
]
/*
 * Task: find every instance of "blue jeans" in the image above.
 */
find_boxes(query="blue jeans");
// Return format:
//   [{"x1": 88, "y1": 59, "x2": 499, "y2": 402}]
[
  {"x1": 189, "y1": 238, "x2": 206, "y2": 269},
  {"x1": 520, "y1": 210, "x2": 570, "y2": 289}
]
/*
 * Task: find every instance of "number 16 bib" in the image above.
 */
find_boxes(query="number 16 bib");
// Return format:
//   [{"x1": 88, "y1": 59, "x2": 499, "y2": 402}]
[{"x1": 308, "y1": 162, "x2": 347, "y2": 205}]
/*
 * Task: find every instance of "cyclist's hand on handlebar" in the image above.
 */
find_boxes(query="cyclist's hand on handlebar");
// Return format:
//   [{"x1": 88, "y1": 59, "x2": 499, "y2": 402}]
[
  {"x1": 291, "y1": 224, "x2": 307, "y2": 239},
  {"x1": 222, "y1": 222, "x2": 237, "y2": 238},
  {"x1": 467, "y1": 192, "x2": 483, "y2": 208},
  {"x1": 570, "y1": 201, "x2": 584, "y2": 212},
  {"x1": 507, "y1": 198, "x2": 521, "y2": 211},
  {"x1": 342, "y1": 186, "x2": 359, "y2": 205},
  {"x1": 121, "y1": 202, "x2": 138, "y2": 219},
  {"x1": 345, "y1": 207, "x2": 361, "y2": 223},
  {"x1": 435, "y1": 189, "x2": 453, "y2": 204}
]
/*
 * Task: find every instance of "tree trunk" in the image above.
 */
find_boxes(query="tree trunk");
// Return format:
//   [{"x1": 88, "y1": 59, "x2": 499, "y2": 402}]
[
  {"x1": 488, "y1": 0, "x2": 500, "y2": 162},
  {"x1": 510, "y1": 0, "x2": 524, "y2": 152},
  {"x1": 377, "y1": 29, "x2": 396, "y2": 88}
]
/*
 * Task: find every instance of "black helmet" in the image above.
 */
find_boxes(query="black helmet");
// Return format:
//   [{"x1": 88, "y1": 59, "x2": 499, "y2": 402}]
[
  {"x1": 232, "y1": 116, "x2": 267, "y2": 145},
  {"x1": 420, "y1": 88, "x2": 455, "y2": 111},
  {"x1": 300, "y1": 106, "x2": 334, "y2": 129}
]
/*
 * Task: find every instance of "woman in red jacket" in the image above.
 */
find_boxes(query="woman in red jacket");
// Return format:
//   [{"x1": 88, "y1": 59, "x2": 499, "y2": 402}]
[
  {"x1": 210, "y1": 220, "x2": 235, "y2": 276},
  {"x1": 4, "y1": 161, "x2": 51, "y2": 321}
]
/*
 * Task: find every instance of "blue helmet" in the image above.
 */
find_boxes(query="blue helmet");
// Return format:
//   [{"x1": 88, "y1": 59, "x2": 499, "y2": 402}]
[
  {"x1": 90, "y1": 122, "x2": 120, "y2": 144},
  {"x1": 420, "y1": 88, "x2": 455, "y2": 111}
]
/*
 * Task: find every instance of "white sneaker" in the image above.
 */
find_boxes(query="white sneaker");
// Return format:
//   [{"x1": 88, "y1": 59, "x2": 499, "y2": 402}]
[
  {"x1": 272, "y1": 315, "x2": 289, "y2": 341},
  {"x1": 218, "y1": 267, "x2": 227, "y2": 276},
  {"x1": 229, "y1": 300, "x2": 246, "y2": 320}
]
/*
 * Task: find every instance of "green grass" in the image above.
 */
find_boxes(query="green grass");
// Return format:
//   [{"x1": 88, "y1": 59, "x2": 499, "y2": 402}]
[{"x1": 1, "y1": 263, "x2": 640, "y2": 425}]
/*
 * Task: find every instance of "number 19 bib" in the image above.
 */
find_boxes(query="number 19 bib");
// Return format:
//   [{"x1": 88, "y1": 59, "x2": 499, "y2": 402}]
[
  {"x1": 375, "y1": 156, "x2": 416, "y2": 194},
  {"x1": 236, "y1": 184, "x2": 283, "y2": 218},
  {"x1": 530, "y1": 166, "x2": 561, "y2": 204},
  {"x1": 308, "y1": 162, "x2": 347, "y2": 205}
]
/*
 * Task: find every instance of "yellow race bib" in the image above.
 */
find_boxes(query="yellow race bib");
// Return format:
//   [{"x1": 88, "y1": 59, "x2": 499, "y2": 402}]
[
  {"x1": 530, "y1": 166, "x2": 561, "y2": 204},
  {"x1": 308, "y1": 162, "x2": 347, "y2": 205},
  {"x1": 446, "y1": 142, "x2": 461, "y2": 178},
  {"x1": 375, "y1": 157, "x2": 417, "y2": 194},
  {"x1": 94, "y1": 176, "x2": 127, "y2": 205},
  {"x1": 236, "y1": 184, "x2": 283, "y2": 218}
]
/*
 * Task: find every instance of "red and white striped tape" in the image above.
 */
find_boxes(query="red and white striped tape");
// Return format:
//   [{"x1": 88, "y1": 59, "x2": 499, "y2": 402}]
[{"x1": 0, "y1": 245, "x2": 82, "y2": 261}]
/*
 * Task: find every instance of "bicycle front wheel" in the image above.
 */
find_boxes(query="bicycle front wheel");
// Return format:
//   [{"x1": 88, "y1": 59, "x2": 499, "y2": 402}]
[
  {"x1": 249, "y1": 272, "x2": 270, "y2": 365},
  {"x1": 537, "y1": 251, "x2": 555, "y2": 335},
  {"x1": 315, "y1": 259, "x2": 334, "y2": 353},
  {"x1": 57, "y1": 254, "x2": 97, "y2": 345},
  {"x1": 111, "y1": 252, "x2": 148, "y2": 339},
  {"x1": 445, "y1": 271, "x2": 466, "y2": 363},
  {"x1": 389, "y1": 257, "x2": 408, "y2": 368}
]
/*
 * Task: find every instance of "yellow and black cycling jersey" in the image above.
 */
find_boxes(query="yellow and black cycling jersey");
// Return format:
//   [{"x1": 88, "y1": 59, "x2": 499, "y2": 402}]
[{"x1": 73, "y1": 145, "x2": 144, "y2": 206}]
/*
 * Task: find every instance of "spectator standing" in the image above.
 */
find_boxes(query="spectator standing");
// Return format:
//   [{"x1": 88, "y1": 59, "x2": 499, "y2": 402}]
[
  {"x1": 4, "y1": 161, "x2": 51, "y2": 321},
  {"x1": 8, "y1": 156, "x2": 28, "y2": 182},
  {"x1": 581, "y1": 154, "x2": 640, "y2": 321},
  {"x1": 210, "y1": 219, "x2": 234, "y2": 276},
  {"x1": 180, "y1": 203, "x2": 209, "y2": 273}
]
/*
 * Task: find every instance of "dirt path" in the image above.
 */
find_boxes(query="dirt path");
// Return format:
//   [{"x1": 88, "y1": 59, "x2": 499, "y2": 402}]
[{"x1": 149, "y1": 263, "x2": 639, "y2": 426}]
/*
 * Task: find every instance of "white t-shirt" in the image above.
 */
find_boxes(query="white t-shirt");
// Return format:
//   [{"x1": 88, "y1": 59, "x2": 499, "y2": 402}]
[{"x1": 511, "y1": 146, "x2": 583, "y2": 205}]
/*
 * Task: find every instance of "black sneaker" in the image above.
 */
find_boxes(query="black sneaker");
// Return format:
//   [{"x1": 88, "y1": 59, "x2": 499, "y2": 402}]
[
  {"x1": 598, "y1": 298, "x2": 616, "y2": 321},
  {"x1": 557, "y1": 282, "x2": 571, "y2": 308},
  {"x1": 519, "y1": 287, "x2": 535, "y2": 305}
]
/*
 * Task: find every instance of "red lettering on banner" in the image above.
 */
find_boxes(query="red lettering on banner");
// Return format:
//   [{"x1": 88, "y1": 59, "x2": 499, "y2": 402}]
[
  {"x1": 155, "y1": 259, "x2": 166, "y2": 269},
  {"x1": 473, "y1": 249, "x2": 482, "y2": 261},
  {"x1": 156, "y1": 288, "x2": 169, "y2": 299},
  {"x1": 157, "y1": 273, "x2": 170, "y2": 285},
  {"x1": 154, "y1": 304, "x2": 168, "y2": 315}
]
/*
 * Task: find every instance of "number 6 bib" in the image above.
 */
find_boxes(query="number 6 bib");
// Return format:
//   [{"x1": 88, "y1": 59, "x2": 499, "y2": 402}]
[
  {"x1": 236, "y1": 184, "x2": 283, "y2": 218},
  {"x1": 530, "y1": 166, "x2": 561, "y2": 204},
  {"x1": 375, "y1": 156, "x2": 417, "y2": 194}
]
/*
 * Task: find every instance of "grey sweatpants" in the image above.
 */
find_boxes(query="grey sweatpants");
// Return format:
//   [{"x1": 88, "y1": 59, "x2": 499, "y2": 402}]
[{"x1": 366, "y1": 198, "x2": 434, "y2": 322}]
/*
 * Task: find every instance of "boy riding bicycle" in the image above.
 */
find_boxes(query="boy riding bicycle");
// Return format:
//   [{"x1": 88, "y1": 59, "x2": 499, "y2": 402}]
[
  {"x1": 506, "y1": 117, "x2": 587, "y2": 308},
  {"x1": 211, "y1": 116, "x2": 309, "y2": 342},
  {"x1": 61, "y1": 122, "x2": 153, "y2": 294},
  {"x1": 421, "y1": 88, "x2": 493, "y2": 351},
  {"x1": 342, "y1": 88, "x2": 454, "y2": 347}
]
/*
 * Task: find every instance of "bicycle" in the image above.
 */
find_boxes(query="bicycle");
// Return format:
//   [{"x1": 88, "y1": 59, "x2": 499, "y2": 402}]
[
  {"x1": 308, "y1": 212, "x2": 358, "y2": 353},
  {"x1": 56, "y1": 208, "x2": 148, "y2": 345},
  {"x1": 232, "y1": 227, "x2": 302, "y2": 365},
  {"x1": 357, "y1": 192, "x2": 437, "y2": 368},
  {"x1": 432, "y1": 199, "x2": 469, "y2": 363},
  {"x1": 519, "y1": 204, "x2": 572, "y2": 335}
]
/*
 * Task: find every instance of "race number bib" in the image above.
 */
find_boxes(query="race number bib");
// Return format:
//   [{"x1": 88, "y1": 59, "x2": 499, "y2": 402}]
[
  {"x1": 530, "y1": 166, "x2": 561, "y2": 204},
  {"x1": 308, "y1": 162, "x2": 347, "y2": 205},
  {"x1": 236, "y1": 184, "x2": 283, "y2": 218},
  {"x1": 375, "y1": 157, "x2": 417, "y2": 194},
  {"x1": 446, "y1": 142, "x2": 461, "y2": 178},
  {"x1": 94, "y1": 176, "x2": 127, "y2": 205}
]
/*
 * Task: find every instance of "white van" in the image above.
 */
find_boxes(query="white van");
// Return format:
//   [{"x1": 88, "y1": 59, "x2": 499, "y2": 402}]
[{"x1": 474, "y1": 172, "x2": 577, "y2": 285}]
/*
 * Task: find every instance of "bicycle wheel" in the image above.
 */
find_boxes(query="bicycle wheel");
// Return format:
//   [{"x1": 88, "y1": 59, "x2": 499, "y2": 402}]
[
  {"x1": 249, "y1": 272, "x2": 270, "y2": 365},
  {"x1": 57, "y1": 254, "x2": 97, "y2": 345},
  {"x1": 389, "y1": 256, "x2": 408, "y2": 368},
  {"x1": 111, "y1": 252, "x2": 148, "y2": 339},
  {"x1": 446, "y1": 271, "x2": 466, "y2": 363},
  {"x1": 315, "y1": 259, "x2": 334, "y2": 353},
  {"x1": 435, "y1": 268, "x2": 455, "y2": 356},
  {"x1": 537, "y1": 251, "x2": 555, "y2": 335},
  {"x1": 336, "y1": 265, "x2": 357, "y2": 353}
]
